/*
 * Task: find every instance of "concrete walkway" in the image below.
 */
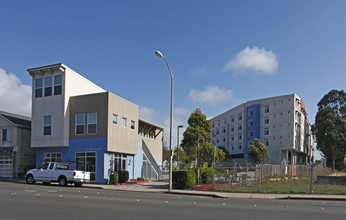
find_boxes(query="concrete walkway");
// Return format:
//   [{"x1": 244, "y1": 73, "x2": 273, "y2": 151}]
[{"x1": 84, "y1": 181, "x2": 346, "y2": 201}]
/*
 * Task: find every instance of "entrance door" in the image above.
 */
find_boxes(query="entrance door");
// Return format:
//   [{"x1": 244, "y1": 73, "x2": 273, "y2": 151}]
[{"x1": 76, "y1": 152, "x2": 96, "y2": 181}]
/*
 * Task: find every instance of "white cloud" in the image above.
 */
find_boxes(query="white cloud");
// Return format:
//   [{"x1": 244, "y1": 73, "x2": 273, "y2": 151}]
[
  {"x1": 189, "y1": 67, "x2": 208, "y2": 75},
  {"x1": 139, "y1": 106, "x2": 161, "y2": 124},
  {"x1": 187, "y1": 86, "x2": 233, "y2": 106},
  {"x1": 0, "y1": 68, "x2": 31, "y2": 116},
  {"x1": 224, "y1": 46, "x2": 278, "y2": 74}
]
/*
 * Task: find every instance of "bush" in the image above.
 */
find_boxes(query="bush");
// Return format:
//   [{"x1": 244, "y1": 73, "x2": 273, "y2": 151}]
[
  {"x1": 172, "y1": 169, "x2": 196, "y2": 189},
  {"x1": 137, "y1": 177, "x2": 146, "y2": 181},
  {"x1": 110, "y1": 173, "x2": 119, "y2": 184},
  {"x1": 201, "y1": 167, "x2": 213, "y2": 184},
  {"x1": 118, "y1": 170, "x2": 129, "y2": 183}
]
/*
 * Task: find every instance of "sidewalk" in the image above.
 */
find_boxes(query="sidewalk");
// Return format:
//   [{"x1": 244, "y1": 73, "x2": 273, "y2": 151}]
[{"x1": 84, "y1": 181, "x2": 346, "y2": 201}]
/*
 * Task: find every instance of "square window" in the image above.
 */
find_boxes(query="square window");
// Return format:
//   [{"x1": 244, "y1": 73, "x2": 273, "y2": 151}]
[
  {"x1": 44, "y1": 116, "x2": 51, "y2": 135},
  {"x1": 35, "y1": 78, "x2": 43, "y2": 98},
  {"x1": 54, "y1": 75, "x2": 62, "y2": 95},
  {"x1": 112, "y1": 114, "x2": 118, "y2": 124},
  {"x1": 76, "y1": 114, "x2": 85, "y2": 135},
  {"x1": 87, "y1": 113, "x2": 97, "y2": 134},
  {"x1": 122, "y1": 117, "x2": 127, "y2": 128}
]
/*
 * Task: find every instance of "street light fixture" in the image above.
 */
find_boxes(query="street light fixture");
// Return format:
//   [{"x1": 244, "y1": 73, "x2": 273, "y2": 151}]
[
  {"x1": 177, "y1": 125, "x2": 183, "y2": 170},
  {"x1": 155, "y1": 50, "x2": 174, "y2": 191}
]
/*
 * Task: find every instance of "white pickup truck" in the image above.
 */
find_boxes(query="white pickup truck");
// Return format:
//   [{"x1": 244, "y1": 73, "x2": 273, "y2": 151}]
[{"x1": 25, "y1": 162, "x2": 90, "y2": 187}]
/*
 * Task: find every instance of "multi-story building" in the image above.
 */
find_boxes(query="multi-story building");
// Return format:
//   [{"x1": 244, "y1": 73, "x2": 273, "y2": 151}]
[
  {"x1": 210, "y1": 94, "x2": 314, "y2": 164},
  {"x1": 28, "y1": 63, "x2": 163, "y2": 183},
  {"x1": 0, "y1": 111, "x2": 35, "y2": 177}
]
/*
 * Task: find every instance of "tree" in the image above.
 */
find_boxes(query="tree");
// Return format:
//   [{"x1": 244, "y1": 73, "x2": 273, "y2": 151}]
[
  {"x1": 315, "y1": 90, "x2": 346, "y2": 170},
  {"x1": 173, "y1": 147, "x2": 188, "y2": 164},
  {"x1": 249, "y1": 138, "x2": 270, "y2": 164},
  {"x1": 218, "y1": 146, "x2": 232, "y2": 160},
  {"x1": 198, "y1": 143, "x2": 226, "y2": 167},
  {"x1": 163, "y1": 144, "x2": 170, "y2": 162},
  {"x1": 181, "y1": 108, "x2": 211, "y2": 167}
]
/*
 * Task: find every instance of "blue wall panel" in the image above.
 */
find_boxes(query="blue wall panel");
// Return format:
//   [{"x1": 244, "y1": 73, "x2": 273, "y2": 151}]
[{"x1": 246, "y1": 104, "x2": 260, "y2": 159}]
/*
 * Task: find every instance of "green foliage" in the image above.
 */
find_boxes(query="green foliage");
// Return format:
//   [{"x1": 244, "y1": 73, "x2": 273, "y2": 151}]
[
  {"x1": 249, "y1": 138, "x2": 270, "y2": 164},
  {"x1": 163, "y1": 144, "x2": 170, "y2": 162},
  {"x1": 137, "y1": 177, "x2": 146, "y2": 181},
  {"x1": 173, "y1": 147, "x2": 189, "y2": 163},
  {"x1": 172, "y1": 169, "x2": 196, "y2": 189},
  {"x1": 200, "y1": 167, "x2": 213, "y2": 184},
  {"x1": 315, "y1": 89, "x2": 346, "y2": 170},
  {"x1": 118, "y1": 170, "x2": 129, "y2": 183},
  {"x1": 218, "y1": 146, "x2": 232, "y2": 160},
  {"x1": 181, "y1": 108, "x2": 212, "y2": 166},
  {"x1": 198, "y1": 143, "x2": 226, "y2": 167},
  {"x1": 110, "y1": 173, "x2": 119, "y2": 184}
]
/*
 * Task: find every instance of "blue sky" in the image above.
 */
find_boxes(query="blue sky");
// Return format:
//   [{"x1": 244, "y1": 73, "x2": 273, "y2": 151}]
[{"x1": 1, "y1": 1, "x2": 345, "y2": 157}]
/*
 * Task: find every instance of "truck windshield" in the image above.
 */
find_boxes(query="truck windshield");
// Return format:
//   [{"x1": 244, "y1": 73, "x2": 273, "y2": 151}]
[{"x1": 38, "y1": 163, "x2": 49, "y2": 170}]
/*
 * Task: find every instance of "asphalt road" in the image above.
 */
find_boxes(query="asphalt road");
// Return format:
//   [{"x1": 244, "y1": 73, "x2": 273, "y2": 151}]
[{"x1": 1, "y1": 182, "x2": 345, "y2": 220}]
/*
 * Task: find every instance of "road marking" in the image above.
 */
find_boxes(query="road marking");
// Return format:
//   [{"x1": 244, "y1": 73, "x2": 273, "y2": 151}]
[
  {"x1": 110, "y1": 198, "x2": 115, "y2": 200},
  {"x1": 84, "y1": 196, "x2": 88, "y2": 199},
  {"x1": 136, "y1": 199, "x2": 141, "y2": 202},
  {"x1": 222, "y1": 203, "x2": 226, "y2": 206},
  {"x1": 193, "y1": 202, "x2": 196, "y2": 205},
  {"x1": 34, "y1": 194, "x2": 40, "y2": 197},
  {"x1": 58, "y1": 195, "x2": 63, "y2": 198},
  {"x1": 253, "y1": 205, "x2": 256, "y2": 207}
]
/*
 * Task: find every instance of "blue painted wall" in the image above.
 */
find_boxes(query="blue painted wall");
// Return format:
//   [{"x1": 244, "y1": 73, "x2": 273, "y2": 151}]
[{"x1": 246, "y1": 104, "x2": 260, "y2": 159}]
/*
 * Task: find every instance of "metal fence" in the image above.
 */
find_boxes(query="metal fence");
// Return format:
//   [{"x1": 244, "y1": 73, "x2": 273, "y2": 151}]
[{"x1": 213, "y1": 159, "x2": 326, "y2": 189}]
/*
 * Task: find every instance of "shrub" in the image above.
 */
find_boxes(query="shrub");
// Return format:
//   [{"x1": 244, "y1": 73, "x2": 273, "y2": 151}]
[
  {"x1": 137, "y1": 177, "x2": 146, "y2": 181},
  {"x1": 118, "y1": 170, "x2": 129, "y2": 183},
  {"x1": 172, "y1": 169, "x2": 196, "y2": 189},
  {"x1": 201, "y1": 167, "x2": 213, "y2": 184},
  {"x1": 110, "y1": 173, "x2": 119, "y2": 184}
]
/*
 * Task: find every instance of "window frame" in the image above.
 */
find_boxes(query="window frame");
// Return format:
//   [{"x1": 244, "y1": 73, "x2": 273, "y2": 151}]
[
  {"x1": 75, "y1": 114, "x2": 85, "y2": 135},
  {"x1": 35, "y1": 78, "x2": 43, "y2": 98},
  {"x1": 44, "y1": 76, "x2": 52, "y2": 97},
  {"x1": 54, "y1": 75, "x2": 62, "y2": 95},
  {"x1": 87, "y1": 113, "x2": 97, "y2": 134},
  {"x1": 44, "y1": 115, "x2": 51, "y2": 135},
  {"x1": 122, "y1": 117, "x2": 127, "y2": 128}
]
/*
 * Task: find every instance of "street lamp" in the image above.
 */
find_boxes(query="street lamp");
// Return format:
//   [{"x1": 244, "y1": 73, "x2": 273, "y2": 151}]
[
  {"x1": 177, "y1": 125, "x2": 183, "y2": 170},
  {"x1": 155, "y1": 50, "x2": 174, "y2": 191}
]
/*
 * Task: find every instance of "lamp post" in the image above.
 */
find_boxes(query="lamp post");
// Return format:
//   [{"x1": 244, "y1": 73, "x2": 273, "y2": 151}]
[
  {"x1": 155, "y1": 50, "x2": 174, "y2": 191},
  {"x1": 177, "y1": 125, "x2": 183, "y2": 170}
]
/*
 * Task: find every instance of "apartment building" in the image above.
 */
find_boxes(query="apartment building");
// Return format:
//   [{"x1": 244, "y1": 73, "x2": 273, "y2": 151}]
[
  {"x1": 210, "y1": 94, "x2": 314, "y2": 164},
  {"x1": 0, "y1": 111, "x2": 35, "y2": 177},
  {"x1": 28, "y1": 63, "x2": 163, "y2": 183}
]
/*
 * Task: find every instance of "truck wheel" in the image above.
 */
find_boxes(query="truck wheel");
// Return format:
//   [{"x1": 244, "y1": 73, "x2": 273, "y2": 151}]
[
  {"x1": 74, "y1": 182, "x2": 83, "y2": 187},
  {"x1": 58, "y1": 176, "x2": 67, "y2": 187},
  {"x1": 26, "y1": 175, "x2": 35, "y2": 184}
]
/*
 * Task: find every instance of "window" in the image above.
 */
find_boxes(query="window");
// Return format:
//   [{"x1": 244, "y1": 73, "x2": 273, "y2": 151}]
[
  {"x1": 76, "y1": 114, "x2": 85, "y2": 135},
  {"x1": 264, "y1": 117, "x2": 269, "y2": 124},
  {"x1": 231, "y1": 145, "x2": 234, "y2": 150},
  {"x1": 1, "y1": 128, "x2": 12, "y2": 146},
  {"x1": 76, "y1": 152, "x2": 96, "y2": 181},
  {"x1": 265, "y1": 105, "x2": 269, "y2": 113},
  {"x1": 223, "y1": 137, "x2": 226, "y2": 142},
  {"x1": 54, "y1": 75, "x2": 62, "y2": 95},
  {"x1": 224, "y1": 118, "x2": 227, "y2": 124},
  {"x1": 212, "y1": 122, "x2": 215, "y2": 128},
  {"x1": 249, "y1": 130, "x2": 253, "y2": 137},
  {"x1": 238, "y1": 124, "x2": 242, "y2": 130},
  {"x1": 44, "y1": 77, "x2": 52, "y2": 96},
  {"x1": 114, "y1": 153, "x2": 127, "y2": 172},
  {"x1": 43, "y1": 153, "x2": 62, "y2": 163},
  {"x1": 238, "y1": 114, "x2": 242, "y2": 120},
  {"x1": 131, "y1": 120, "x2": 135, "y2": 130},
  {"x1": 238, "y1": 143, "x2": 242, "y2": 150},
  {"x1": 44, "y1": 116, "x2": 51, "y2": 135},
  {"x1": 231, "y1": 126, "x2": 234, "y2": 132},
  {"x1": 87, "y1": 113, "x2": 97, "y2": 134},
  {"x1": 38, "y1": 163, "x2": 49, "y2": 170},
  {"x1": 218, "y1": 120, "x2": 220, "y2": 126},
  {"x1": 238, "y1": 133, "x2": 242, "y2": 140},
  {"x1": 231, "y1": 116, "x2": 234, "y2": 123},
  {"x1": 35, "y1": 78, "x2": 43, "y2": 98},
  {"x1": 223, "y1": 128, "x2": 226, "y2": 133},
  {"x1": 231, "y1": 135, "x2": 234, "y2": 141},
  {"x1": 248, "y1": 109, "x2": 254, "y2": 116},
  {"x1": 264, "y1": 127, "x2": 269, "y2": 135},
  {"x1": 122, "y1": 117, "x2": 127, "y2": 128},
  {"x1": 216, "y1": 128, "x2": 219, "y2": 134},
  {"x1": 248, "y1": 119, "x2": 253, "y2": 127},
  {"x1": 112, "y1": 114, "x2": 118, "y2": 124},
  {"x1": 264, "y1": 139, "x2": 269, "y2": 147},
  {"x1": 217, "y1": 139, "x2": 219, "y2": 143}
]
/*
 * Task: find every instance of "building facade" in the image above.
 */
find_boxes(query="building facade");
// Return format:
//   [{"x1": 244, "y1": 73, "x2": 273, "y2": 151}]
[
  {"x1": 28, "y1": 63, "x2": 163, "y2": 183},
  {"x1": 0, "y1": 111, "x2": 35, "y2": 177},
  {"x1": 210, "y1": 94, "x2": 314, "y2": 164}
]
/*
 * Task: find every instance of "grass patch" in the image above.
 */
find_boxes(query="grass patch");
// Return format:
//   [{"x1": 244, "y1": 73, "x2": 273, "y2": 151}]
[{"x1": 215, "y1": 177, "x2": 346, "y2": 195}]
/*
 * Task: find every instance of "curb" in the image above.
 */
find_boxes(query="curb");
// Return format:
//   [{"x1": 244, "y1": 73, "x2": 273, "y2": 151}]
[{"x1": 113, "y1": 180, "x2": 152, "y2": 186}]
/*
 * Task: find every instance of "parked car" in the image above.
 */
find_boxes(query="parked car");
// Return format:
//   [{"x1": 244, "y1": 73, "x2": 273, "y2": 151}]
[{"x1": 25, "y1": 162, "x2": 90, "y2": 187}]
